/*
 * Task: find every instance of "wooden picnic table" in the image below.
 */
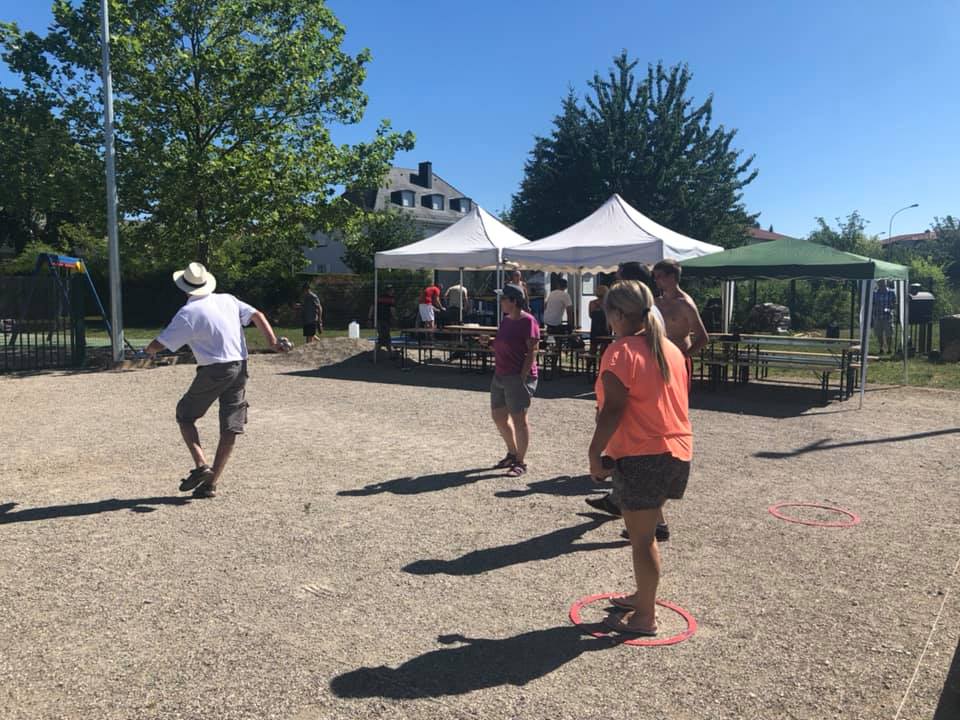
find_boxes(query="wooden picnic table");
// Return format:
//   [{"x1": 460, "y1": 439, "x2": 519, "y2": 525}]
[{"x1": 699, "y1": 333, "x2": 862, "y2": 400}]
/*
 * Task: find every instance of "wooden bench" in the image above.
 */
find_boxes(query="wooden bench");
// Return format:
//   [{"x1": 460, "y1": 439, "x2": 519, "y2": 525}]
[
  {"x1": 698, "y1": 335, "x2": 860, "y2": 400},
  {"x1": 751, "y1": 349, "x2": 846, "y2": 398}
]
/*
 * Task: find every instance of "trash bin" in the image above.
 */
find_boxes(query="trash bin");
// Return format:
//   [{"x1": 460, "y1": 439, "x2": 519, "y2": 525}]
[
  {"x1": 826, "y1": 322, "x2": 840, "y2": 339},
  {"x1": 940, "y1": 315, "x2": 960, "y2": 362}
]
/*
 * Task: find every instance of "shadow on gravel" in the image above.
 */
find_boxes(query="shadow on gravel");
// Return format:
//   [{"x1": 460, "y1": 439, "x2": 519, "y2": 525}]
[
  {"x1": 935, "y1": 635, "x2": 960, "y2": 720},
  {"x1": 330, "y1": 625, "x2": 615, "y2": 699},
  {"x1": 690, "y1": 382, "x2": 827, "y2": 418},
  {"x1": 403, "y1": 513, "x2": 626, "y2": 576},
  {"x1": 0, "y1": 496, "x2": 192, "y2": 525},
  {"x1": 338, "y1": 467, "x2": 503, "y2": 496},
  {"x1": 495, "y1": 474, "x2": 600, "y2": 498},
  {"x1": 282, "y1": 357, "x2": 597, "y2": 401},
  {"x1": 754, "y1": 427, "x2": 960, "y2": 459}
]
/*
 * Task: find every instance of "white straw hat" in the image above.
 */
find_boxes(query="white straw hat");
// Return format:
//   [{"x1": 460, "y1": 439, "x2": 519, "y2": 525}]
[{"x1": 173, "y1": 262, "x2": 217, "y2": 296}]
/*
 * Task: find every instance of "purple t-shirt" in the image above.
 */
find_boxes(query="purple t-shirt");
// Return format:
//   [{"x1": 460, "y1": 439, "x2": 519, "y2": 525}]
[{"x1": 493, "y1": 311, "x2": 540, "y2": 377}]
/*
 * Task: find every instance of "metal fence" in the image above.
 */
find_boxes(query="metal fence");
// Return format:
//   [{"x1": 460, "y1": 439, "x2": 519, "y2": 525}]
[{"x1": 0, "y1": 274, "x2": 85, "y2": 372}]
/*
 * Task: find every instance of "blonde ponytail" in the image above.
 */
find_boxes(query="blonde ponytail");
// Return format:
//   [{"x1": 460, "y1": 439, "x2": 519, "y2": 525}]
[
  {"x1": 644, "y1": 303, "x2": 671, "y2": 383},
  {"x1": 604, "y1": 280, "x2": 671, "y2": 383}
]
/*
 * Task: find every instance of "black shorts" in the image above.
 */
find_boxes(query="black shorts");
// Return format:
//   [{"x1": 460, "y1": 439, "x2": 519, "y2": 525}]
[
  {"x1": 175, "y1": 361, "x2": 249, "y2": 434},
  {"x1": 610, "y1": 453, "x2": 690, "y2": 510},
  {"x1": 303, "y1": 323, "x2": 318, "y2": 338}
]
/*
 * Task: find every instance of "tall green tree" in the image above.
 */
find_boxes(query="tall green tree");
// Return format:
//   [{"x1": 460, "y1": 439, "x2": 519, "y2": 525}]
[
  {"x1": 808, "y1": 211, "x2": 878, "y2": 256},
  {"x1": 930, "y1": 216, "x2": 960, "y2": 277},
  {"x1": 0, "y1": 88, "x2": 103, "y2": 254},
  {"x1": 1, "y1": 0, "x2": 413, "y2": 275},
  {"x1": 341, "y1": 208, "x2": 421, "y2": 275},
  {"x1": 510, "y1": 53, "x2": 757, "y2": 246}
]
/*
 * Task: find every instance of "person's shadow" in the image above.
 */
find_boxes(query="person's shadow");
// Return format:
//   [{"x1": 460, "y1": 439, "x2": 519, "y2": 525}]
[
  {"x1": 403, "y1": 513, "x2": 627, "y2": 576},
  {"x1": 330, "y1": 626, "x2": 615, "y2": 699},
  {"x1": 337, "y1": 468, "x2": 504, "y2": 497},
  {"x1": 0, "y1": 496, "x2": 192, "y2": 525},
  {"x1": 494, "y1": 474, "x2": 603, "y2": 499}
]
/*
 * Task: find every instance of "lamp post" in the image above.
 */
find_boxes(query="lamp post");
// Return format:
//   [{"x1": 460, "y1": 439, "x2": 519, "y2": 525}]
[
  {"x1": 888, "y1": 203, "x2": 918, "y2": 246},
  {"x1": 887, "y1": 203, "x2": 917, "y2": 384},
  {"x1": 100, "y1": 0, "x2": 123, "y2": 363}
]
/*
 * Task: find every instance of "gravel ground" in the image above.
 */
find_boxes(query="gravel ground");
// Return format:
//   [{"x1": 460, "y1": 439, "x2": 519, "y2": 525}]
[{"x1": 1, "y1": 339, "x2": 958, "y2": 720}]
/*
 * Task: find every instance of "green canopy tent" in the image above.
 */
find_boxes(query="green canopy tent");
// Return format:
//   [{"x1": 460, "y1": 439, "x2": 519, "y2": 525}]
[{"x1": 682, "y1": 239, "x2": 910, "y2": 407}]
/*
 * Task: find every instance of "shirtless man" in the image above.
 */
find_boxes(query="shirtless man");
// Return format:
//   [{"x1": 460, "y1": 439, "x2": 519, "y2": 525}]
[
  {"x1": 653, "y1": 258, "x2": 709, "y2": 374},
  {"x1": 649, "y1": 259, "x2": 707, "y2": 541}
]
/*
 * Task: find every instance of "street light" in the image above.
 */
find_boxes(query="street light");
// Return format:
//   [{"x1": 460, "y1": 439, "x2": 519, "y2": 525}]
[
  {"x1": 886, "y1": 203, "x2": 918, "y2": 388},
  {"x1": 888, "y1": 203, "x2": 919, "y2": 245},
  {"x1": 100, "y1": 0, "x2": 123, "y2": 363}
]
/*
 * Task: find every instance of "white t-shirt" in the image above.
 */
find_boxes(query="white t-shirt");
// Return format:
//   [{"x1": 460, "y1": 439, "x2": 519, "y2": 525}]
[
  {"x1": 544, "y1": 289, "x2": 573, "y2": 326},
  {"x1": 157, "y1": 293, "x2": 256, "y2": 366}
]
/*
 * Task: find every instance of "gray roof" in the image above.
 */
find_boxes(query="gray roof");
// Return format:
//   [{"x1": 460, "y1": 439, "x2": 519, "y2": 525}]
[{"x1": 346, "y1": 165, "x2": 472, "y2": 227}]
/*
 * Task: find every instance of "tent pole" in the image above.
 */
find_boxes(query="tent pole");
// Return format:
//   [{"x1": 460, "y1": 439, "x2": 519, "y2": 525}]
[
  {"x1": 849, "y1": 282, "x2": 856, "y2": 339},
  {"x1": 577, "y1": 267, "x2": 584, "y2": 331},
  {"x1": 373, "y1": 264, "x2": 378, "y2": 365},
  {"x1": 721, "y1": 281, "x2": 735, "y2": 334},
  {"x1": 459, "y1": 267, "x2": 464, "y2": 324},
  {"x1": 859, "y1": 280, "x2": 873, "y2": 409},
  {"x1": 902, "y1": 274, "x2": 909, "y2": 384},
  {"x1": 496, "y1": 263, "x2": 502, "y2": 328},
  {"x1": 721, "y1": 281, "x2": 728, "y2": 334}
]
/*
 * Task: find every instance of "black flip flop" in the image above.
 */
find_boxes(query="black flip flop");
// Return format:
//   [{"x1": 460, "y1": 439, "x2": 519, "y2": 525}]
[{"x1": 493, "y1": 453, "x2": 517, "y2": 469}]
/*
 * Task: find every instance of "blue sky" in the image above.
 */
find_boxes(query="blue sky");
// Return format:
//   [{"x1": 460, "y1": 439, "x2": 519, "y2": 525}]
[{"x1": 2, "y1": 0, "x2": 957, "y2": 239}]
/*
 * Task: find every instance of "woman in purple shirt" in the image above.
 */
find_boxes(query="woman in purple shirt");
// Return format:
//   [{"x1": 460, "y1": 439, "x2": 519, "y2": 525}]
[{"x1": 488, "y1": 284, "x2": 541, "y2": 477}]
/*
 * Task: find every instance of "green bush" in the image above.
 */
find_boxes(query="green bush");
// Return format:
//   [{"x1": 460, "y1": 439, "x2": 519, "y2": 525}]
[{"x1": 908, "y1": 258, "x2": 954, "y2": 318}]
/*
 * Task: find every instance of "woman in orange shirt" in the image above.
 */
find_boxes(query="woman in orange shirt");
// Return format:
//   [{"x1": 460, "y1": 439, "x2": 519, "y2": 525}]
[{"x1": 588, "y1": 280, "x2": 692, "y2": 636}]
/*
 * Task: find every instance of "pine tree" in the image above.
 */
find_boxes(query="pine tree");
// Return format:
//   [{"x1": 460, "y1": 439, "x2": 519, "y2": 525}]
[{"x1": 510, "y1": 52, "x2": 757, "y2": 247}]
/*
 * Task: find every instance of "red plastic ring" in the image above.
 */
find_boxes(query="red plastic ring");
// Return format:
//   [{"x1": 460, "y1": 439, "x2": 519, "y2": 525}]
[
  {"x1": 569, "y1": 592, "x2": 697, "y2": 647},
  {"x1": 768, "y1": 502, "x2": 861, "y2": 528}
]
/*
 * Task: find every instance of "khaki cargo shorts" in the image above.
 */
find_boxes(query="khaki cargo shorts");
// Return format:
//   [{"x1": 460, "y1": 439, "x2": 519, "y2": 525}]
[{"x1": 175, "y1": 360, "x2": 249, "y2": 434}]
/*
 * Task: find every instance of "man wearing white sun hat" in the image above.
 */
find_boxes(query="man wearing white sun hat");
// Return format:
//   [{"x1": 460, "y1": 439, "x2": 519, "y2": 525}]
[{"x1": 145, "y1": 262, "x2": 289, "y2": 498}]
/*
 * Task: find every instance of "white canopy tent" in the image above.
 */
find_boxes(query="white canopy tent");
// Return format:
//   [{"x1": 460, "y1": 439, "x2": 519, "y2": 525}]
[
  {"x1": 374, "y1": 205, "x2": 529, "y2": 271},
  {"x1": 502, "y1": 194, "x2": 724, "y2": 326},
  {"x1": 372, "y1": 206, "x2": 530, "y2": 361},
  {"x1": 502, "y1": 194, "x2": 724, "y2": 272}
]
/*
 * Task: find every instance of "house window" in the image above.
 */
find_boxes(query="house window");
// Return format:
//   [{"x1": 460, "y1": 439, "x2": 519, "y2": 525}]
[
  {"x1": 422, "y1": 194, "x2": 445, "y2": 211},
  {"x1": 451, "y1": 197, "x2": 472, "y2": 213},
  {"x1": 391, "y1": 190, "x2": 415, "y2": 207}
]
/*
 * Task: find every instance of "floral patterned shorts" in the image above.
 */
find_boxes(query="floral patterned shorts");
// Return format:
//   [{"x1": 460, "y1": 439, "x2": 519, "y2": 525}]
[{"x1": 610, "y1": 453, "x2": 690, "y2": 511}]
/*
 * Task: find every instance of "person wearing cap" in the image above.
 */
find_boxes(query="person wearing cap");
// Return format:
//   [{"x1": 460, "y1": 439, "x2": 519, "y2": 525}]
[
  {"x1": 144, "y1": 262, "x2": 289, "y2": 498},
  {"x1": 485, "y1": 283, "x2": 540, "y2": 477}
]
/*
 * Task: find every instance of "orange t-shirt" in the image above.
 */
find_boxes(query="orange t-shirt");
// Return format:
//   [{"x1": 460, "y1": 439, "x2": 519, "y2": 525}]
[{"x1": 595, "y1": 334, "x2": 692, "y2": 461}]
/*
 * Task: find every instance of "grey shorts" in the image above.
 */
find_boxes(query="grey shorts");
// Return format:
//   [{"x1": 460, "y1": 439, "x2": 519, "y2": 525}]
[
  {"x1": 490, "y1": 374, "x2": 538, "y2": 414},
  {"x1": 875, "y1": 317, "x2": 894, "y2": 337},
  {"x1": 176, "y1": 360, "x2": 249, "y2": 434},
  {"x1": 610, "y1": 453, "x2": 690, "y2": 510}
]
